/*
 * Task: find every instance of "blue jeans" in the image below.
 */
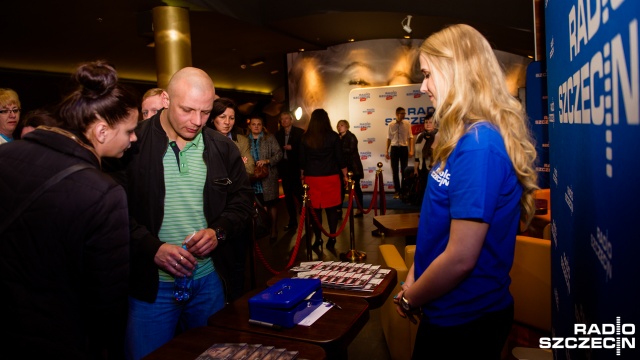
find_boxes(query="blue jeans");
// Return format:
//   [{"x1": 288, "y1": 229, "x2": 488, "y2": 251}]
[{"x1": 125, "y1": 271, "x2": 225, "y2": 360}]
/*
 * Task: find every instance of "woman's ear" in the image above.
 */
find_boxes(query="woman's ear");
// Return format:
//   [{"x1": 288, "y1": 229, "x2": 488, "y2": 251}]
[{"x1": 92, "y1": 120, "x2": 110, "y2": 144}]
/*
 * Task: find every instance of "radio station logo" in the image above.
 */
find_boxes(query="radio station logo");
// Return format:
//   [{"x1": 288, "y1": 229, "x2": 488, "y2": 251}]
[
  {"x1": 406, "y1": 90, "x2": 423, "y2": 98},
  {"x1": 361, "y1": 180, "x2": 373, "y2": 189},
  {"x1": 360, "y1": 151, "x2": 372, "y2": 160},
  {"x1": 379, "y1": 91, "x2": 398, "y2": 100},
  {"x1": 366, "y1": 166, "x2": 377, "y2": 174},
  {"x1": 354, "y1": 122, "x2": 371, "y2": 131},
  {"x1": 352, "y1": 93, "x2": 371, "y2": 102},
  {"x1": 539, "y1": 317, "x2": 635, "y2": 356},
  {"x1": 362, "y1": 138, "x2": 375, "y2": 145},
  {"x1": 362, "y1": 108, "x2": 375, "y2": 115},
  {"x1": 385, "y1": 106, "x2": 432, "y2": 125},
  {"x1": 554, "y1": 0, "x2": 638, "y2": 179}
]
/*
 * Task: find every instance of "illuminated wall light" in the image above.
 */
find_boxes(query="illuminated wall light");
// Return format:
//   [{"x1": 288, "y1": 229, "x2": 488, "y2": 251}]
[
  {"x1": 404, "y1": 35, "x2": 411, "y2": 39},
  {"x1": 294, "y1": 107, "x2": 302, "y2": 120},
  {"x1": 348, "y1": 38, "x2": 355, "y2": 42},
  {"x1": 298, "y1": 48, "x2": 305, "y2": 52}
]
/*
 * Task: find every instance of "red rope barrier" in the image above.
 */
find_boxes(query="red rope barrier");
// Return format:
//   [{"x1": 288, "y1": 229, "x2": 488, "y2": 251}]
[
  {"x1": 307, "y1": 186, "x2": 354, "y2": 238},
  {"x1": 252, "y1": 206, "x2": 307, "y2": 275}
]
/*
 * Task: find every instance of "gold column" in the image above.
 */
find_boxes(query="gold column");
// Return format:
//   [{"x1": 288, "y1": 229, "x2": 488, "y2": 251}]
[{"x1": 152, "y1": 6, "x2": 192, "y2": 88}]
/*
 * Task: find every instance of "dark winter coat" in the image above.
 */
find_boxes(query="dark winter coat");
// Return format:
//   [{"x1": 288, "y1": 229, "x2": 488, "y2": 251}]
[{"x1": 0, "y1": 127, "x2": 129, "y2": 359}]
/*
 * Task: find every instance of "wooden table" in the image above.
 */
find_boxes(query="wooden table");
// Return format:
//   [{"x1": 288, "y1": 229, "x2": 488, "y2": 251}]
[
  {"x1": 208, "y1": 289, "x2": 370, "y2": 359},
  {"x1": 143, "y1": 326, "x2": 326, "y2": 360},
  {"x1": 266, "y1": 267, "x2": 397, "y2": 309},
  {"x1": 373, "y1": 213, "x2": 420, "y2": 237}
]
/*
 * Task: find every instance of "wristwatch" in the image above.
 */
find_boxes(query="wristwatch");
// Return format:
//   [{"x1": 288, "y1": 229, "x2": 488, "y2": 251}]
[
  {"x1": 214, "y1": 227, "x2": 226, "y2": 243},
  {"x1": 400, "y1": 294, "x2": 413, "y2": 312}
]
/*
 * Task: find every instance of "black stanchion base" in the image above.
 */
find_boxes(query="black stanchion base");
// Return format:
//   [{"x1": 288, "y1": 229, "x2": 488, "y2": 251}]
[{"x1": 371, "y1": 229, "x2": 382, "y2": 237}]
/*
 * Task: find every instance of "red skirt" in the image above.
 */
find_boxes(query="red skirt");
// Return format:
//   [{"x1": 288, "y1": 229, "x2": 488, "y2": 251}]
[{"x1": 305, "y1": 175, "x2": 342, "y2": 209}]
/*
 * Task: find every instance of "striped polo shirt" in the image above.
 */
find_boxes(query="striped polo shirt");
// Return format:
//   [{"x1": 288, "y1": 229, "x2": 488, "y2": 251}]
[{"x1": 158, "y1": 132, "x2": 214, "y2": 282}]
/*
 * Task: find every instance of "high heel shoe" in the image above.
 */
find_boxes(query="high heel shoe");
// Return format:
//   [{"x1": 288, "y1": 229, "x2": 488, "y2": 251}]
[
  {"x1": 326, "y1": 237, "x2": 336, "y2": 250},
  {"x1": 312, "y1": 237, "x2": 323, "y2": 251}
]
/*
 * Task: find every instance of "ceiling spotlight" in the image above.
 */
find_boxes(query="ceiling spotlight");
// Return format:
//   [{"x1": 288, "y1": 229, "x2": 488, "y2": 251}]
[{"x1": 402, "y1": 15, "x2": 412, "y2": 34}]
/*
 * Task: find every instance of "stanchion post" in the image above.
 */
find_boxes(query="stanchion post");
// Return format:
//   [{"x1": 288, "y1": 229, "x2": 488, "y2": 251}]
[
  {"x1": 340, "y1": 172, "x2": 366, "y2": 262},
  {"x1": 377, "y1": 162, "x2": 386, "y2": 215},
  {"x1": 302, "y1": 184, "x2": 313, "y2": 261}
]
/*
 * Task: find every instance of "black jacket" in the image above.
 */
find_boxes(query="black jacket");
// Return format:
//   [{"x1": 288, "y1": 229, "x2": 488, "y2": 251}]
[
  {"x1": 339, "y1": 130, "x2": 364, "y2": 179},
  {"x1": 122, "y1": 114, "x2": 254, "y2": 303},
  {"x1": 299, "y1": 131, "x2": 346, "y2": 177},
  {"x1": 275, "y1": 125, "x2": 305, "y2": 170},
  {"x1": 0, "y1": 127, "x2": 129, "y2": 359}
]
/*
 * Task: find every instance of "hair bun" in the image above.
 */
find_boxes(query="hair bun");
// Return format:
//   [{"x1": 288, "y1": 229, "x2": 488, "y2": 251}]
[{"x1": 74, "y1": 60, "x2": 118, "y2": 99}]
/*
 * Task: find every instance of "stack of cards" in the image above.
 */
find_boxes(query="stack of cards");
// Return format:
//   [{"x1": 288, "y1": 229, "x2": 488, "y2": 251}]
[
  {"x1": 290, "y1": 261, "x2": 391, "y2": 292},
  {"x1": 195, "y1": 343, "x2": 301, "y2": 360}
]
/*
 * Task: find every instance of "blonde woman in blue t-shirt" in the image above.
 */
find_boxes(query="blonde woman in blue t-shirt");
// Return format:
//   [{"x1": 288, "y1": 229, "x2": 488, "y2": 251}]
[{"x1": 394, "y1": 24, "x2": 539, "y2": 360}]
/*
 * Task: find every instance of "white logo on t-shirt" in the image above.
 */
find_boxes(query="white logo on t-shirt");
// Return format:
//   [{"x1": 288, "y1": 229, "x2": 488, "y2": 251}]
[{"x1": 431, "y1": 168, "x2": 450, "y2": 187}]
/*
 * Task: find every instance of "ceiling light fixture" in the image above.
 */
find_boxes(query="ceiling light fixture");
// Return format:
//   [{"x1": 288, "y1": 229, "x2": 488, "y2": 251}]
[
  {"x1": 402, "y1": 15, "x2": 412, "y2": 34},
  {"x1": 250, "y1": 60, "x2": 265, "y2": 67}
]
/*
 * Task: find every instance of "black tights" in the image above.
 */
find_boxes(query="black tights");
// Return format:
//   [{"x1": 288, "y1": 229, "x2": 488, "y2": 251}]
[{"x1": 312, "y1": 205, "x2": 341, "y2": 240}]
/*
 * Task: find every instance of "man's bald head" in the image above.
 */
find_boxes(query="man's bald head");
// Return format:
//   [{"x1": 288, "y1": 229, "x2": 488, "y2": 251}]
[
  {"x1": 160, "y1": 67, "x2": 216, "y2": 143},
  {"x1": 167, "y1": 67, "x2": 216, "y2": 99}
]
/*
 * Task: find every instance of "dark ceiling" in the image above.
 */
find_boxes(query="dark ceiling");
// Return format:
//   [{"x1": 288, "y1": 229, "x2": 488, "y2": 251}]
[{"x1": 2, "y1": 0, "x2": 535, "y2": 95}]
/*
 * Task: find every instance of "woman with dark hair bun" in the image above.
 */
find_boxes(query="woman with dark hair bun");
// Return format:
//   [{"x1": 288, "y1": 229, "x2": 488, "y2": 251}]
[{"x1": 0, "y1": 60, "x2": 139, "y2": 359}]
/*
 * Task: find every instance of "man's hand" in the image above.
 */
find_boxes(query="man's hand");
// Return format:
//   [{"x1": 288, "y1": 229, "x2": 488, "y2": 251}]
[
  {"x1": 155, "y1": 243, "x2": 197, "y2": 276},
  {"x1": 183, "y1": 228, "x2": 218, "y2": 257}
]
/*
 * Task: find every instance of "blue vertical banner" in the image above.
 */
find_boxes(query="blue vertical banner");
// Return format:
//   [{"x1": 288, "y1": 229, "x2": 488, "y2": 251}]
[
  {"x1": 526, "y1": 61, "x2": 550, "y2": 188},
  {"x1": 545, "y1": 0, "x2": 639, "y2": 359}
]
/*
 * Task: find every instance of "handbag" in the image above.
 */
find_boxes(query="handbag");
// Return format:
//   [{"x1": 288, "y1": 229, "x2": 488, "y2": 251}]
[
  {"x1": 251, "y1": 165, "x2": 269, "y2": 181},
  {"x1": 252, "y1": 196, "x2": 272, "y2": 239}
]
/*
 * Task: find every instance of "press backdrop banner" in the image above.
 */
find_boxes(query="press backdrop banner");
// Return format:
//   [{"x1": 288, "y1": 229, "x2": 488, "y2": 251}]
[
  {"x1": 545, "y1": 0, "x2": 639, "y2": 359},
  {"x1": 347, "y1": 84, "x2": 433, "y2": 192},
  {"x1": 526, "y1": 61, "x2": 551, "y2": 188}
]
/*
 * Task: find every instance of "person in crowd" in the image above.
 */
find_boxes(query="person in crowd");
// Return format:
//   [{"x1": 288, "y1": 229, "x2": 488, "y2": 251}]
[
  {"x1": 0, "y1": 88, "x2": 21, "y2": 144},
  {"x1": 412, "y1": 107, "x2": 438, "y2": 200},
  {"x1": 299, "y1": 108, "x2": 348, "y2": 250},
  {"x1": 120, "y1": 67, "x2": 254, "y2": 359},
  {"x1": 0, "y1": 60, "x2": 138, "y2": 359},
  {"x1": 337, "y1": 119, "x2": 364, "y2": 217},
  {"x1": 275, "y1": 110, "x2": 304, "y2": 231},
  {"x1": 140, "y1": 87, "x2": 164, "y2": 120},
  {"x1": 247, "y1": 115, "x2": 283, "y2": 242},
  {"x1": 394, "y1": 24, "x2": 539, "y2": 359},
  {"x1": 207, "y1": 97, "x2": 254, "y2": 301},
  {"x1": 208, "y1": 97, "x2": 254, "y2": 177},
  {"x1": 13, "y1": 108, "x2": 61, "y2": 139},
  {"x1": 385, "y1": 106, "x2": 414, "y2": 198}
]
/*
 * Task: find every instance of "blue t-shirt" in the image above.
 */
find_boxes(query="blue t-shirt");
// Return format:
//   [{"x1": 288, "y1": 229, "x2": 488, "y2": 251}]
[{"x1": 414, "y1": 121, "x2": 522, "y2": 326}]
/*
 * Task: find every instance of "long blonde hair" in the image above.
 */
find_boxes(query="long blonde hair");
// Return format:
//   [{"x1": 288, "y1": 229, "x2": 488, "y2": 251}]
[{"x1": 421, "y1": 24, "x2": 539, "y2": 225}]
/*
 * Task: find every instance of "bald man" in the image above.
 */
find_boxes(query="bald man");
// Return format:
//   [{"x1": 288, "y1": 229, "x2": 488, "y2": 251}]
[{"x1": 121, "y1": 67, "x2": 254, "y2": 359}]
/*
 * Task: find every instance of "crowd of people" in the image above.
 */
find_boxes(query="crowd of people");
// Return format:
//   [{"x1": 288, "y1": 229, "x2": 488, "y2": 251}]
[{"x1": 0, "y1": 23, "x2": 539, "y2": 360}]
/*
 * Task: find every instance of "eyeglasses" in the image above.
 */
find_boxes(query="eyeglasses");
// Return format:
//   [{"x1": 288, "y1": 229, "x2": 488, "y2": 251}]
[{"x1": 0, "y1": 108, "x2": 20, "y2": 115}]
